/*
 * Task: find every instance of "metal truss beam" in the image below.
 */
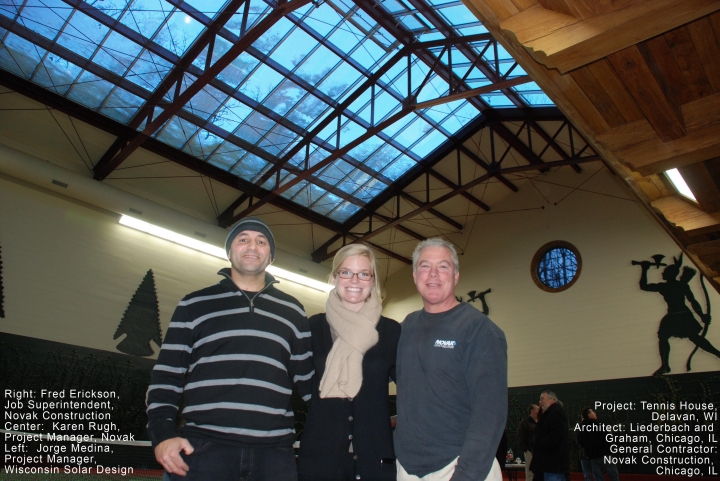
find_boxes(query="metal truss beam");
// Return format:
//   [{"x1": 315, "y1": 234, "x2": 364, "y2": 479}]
[
  {"x1": 0, "y1": 69, "x2": 351, "y2": 235},
  {"x1": 93, "y1": 0, "x2": 311, "y2": 179},
  {"x1": 317, "y1": 155, "x2": 602, "y2": 261}
]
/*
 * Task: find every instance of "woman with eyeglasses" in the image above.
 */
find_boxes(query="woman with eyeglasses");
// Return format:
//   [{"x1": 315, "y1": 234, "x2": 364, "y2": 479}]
[{"x1": 298, "y1": 243, "x2": 400, "y2": 481}]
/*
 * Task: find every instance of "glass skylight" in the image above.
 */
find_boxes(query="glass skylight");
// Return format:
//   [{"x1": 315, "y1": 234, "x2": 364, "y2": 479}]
[{"x1": 0, "y1": 0, "x2": 555, "y2": 223}]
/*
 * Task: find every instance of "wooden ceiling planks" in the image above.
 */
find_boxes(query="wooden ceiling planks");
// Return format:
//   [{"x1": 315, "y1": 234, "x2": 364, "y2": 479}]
[{"x1": 465, "y1": 0, "x2": 720, "y2": 291}]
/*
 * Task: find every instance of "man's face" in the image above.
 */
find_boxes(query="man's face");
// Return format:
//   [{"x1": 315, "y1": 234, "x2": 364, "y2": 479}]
[
  {"x1": 530, "y1": 405, "x2": 540, "y2": 420},
  {"x1": 539, "y1": 393, "x2": 555, "y2": 412},
  {"x1": 413, "y1": 246, "x2": 459, "y2": 312},
  {"x1": 587, "y1": 409, "x2": 597, "y2": 420},
  {"x1": 228, "y1": 230, "x2": 272, "y2": 278}
]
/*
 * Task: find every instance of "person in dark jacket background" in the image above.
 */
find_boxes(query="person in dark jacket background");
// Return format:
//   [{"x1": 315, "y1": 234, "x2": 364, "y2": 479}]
[
  {"x1": 530, "y1": 391, "x2": 570, "y2": 481},
  {"x1": 517, "y1": 404, "x2": 539, "y2": 481},
  {"x1": 298, "y1": 243, "x2": 400, "y2": 481},
  {"x1": 577, "y1": 408, "x2": 620, "y2": 481}
]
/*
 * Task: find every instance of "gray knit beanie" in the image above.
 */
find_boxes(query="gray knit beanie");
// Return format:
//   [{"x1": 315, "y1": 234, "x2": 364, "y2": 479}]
[{"x1": 225, "y1": 217, "x2": 275, "y2": 261}]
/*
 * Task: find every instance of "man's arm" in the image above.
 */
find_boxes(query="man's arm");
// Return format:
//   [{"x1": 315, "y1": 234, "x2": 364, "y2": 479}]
[
  {"x1": 289, "y1": 308, "x2": 314, "y2": 402},
  {"x1": 146, "y1": 301, "x2": 194, "y2": 474},
  {"x1": 516, "y1": 420, "x2": 528, "y2": 453},
  {"x1": 451, "y1": 317, "x2": 508, "y2": 481}
]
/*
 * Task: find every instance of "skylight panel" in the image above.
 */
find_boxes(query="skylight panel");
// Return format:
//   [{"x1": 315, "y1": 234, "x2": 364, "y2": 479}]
[
  {"x1": 284, "y1": 181, "x2": 312, "y2": 206},
  {"x1": 416, "y1": 75, "x2": 449, "y2": 103},
  {"x1": 317, "y1": 62, "x2": 362, "y2": 99},
  {"x1": 236, "y1": 111, "x2": 274, "y2": 145},
  {"x1": 514, "y1": 82, "x2": 554, "y2": 106},
  {"x1": 348, "y1": 136, "x2": 385, "y2": 162},
  {"x1": 368, "y1": 90, "x2": 402, "y2": 124},
  {"x1": 238, "y1": 62, "x2": 284, "y2": 103},
  {"x1": 270, "y1": 27, "x2": 318, "y2": 71},
  {"x1": 0, "y1": 33, "x2": 45, "y2": 78},
  {"x1": 352, "y1": 178, "x2": 386, "y2": 202},
  {"x1": 94, "y1": 0, "x2": 132, "y2": 20},
  {"x1": 217, "y1": 51, "x2": 259, "y2": 88},
  {"x1": 253, "y1": 17, "x2": 294, "y2": 56},
  {"x1": 33, "y1": 53, "x2": 83, "y2": 95},
  {"x1": 381, "y1": 154, "x2": 416, "y2": 181},
  {"x1": 349, "y1": 38, "x2": 389, "y2": 71},
  {"x1": 379, "y1": 0, "x2": 407, "y2": 15},
  {"x1": 438, "y1": 102, "x2": 481, "y2": 135},
  {"x1": 312, "y1": 191, "x2": 343, "y2": 216},
  {"x1": 261, "y1": 170, "x2": 295, "y2": 190},
  {"x1": 0, "y1": 0, "x2": 21, "y2": 20},
  {"x1": 337, "y1": 169, "x2": 372, "y2": 195},
  {"x1": 480, "y1": 92, "x2": 515, "y2": 107},
  {"x1": 183, "y1": 0, "x2": 228, "y2": 19},
  {"x1": 153, "y1": 10, "x2": 205, "y2": 57},
  {"x1": 457, "y1": 24, "x2": 488, "y2": 35},
  {"x1": 14, "y1": 0, "x2": 69, "y2": 41},
  {"x1": 318, "y1": 159, "x2": 354, "y2": 186},
  {"x1": 295, "y1": 44, "x2": 341, "y2": 84},
  {"x1": 192, "y1": 35, "x2": 232, "y2": 72},
  {"x1": 399, "y1": 13, "x2": 431, "y2": 33},
  {"x1": 364, "y1": 144, "x2": 403, "y2": 173},
  {"x1": 93, "y1": 31, "x2": 143, "y2": 75},
  {"x1": 207, "y1": 144, "x2": 247, "y2": 171},
  {"x1": 125, "y1": 49, "x2": 173, "y2": 91},
  {"x1": 119, "y1": 0, "x2": 173, "y2": 40},
  {"x1": 67, "y1": 71, "x2": 115, "y2": 109},
  {"x1": 264, "y1": 79, "x2": 306, "y2": 116},
  {"x1": 210, "y1": 97, "x2": 253, "y2": 134},
  {"x1": 327, "y1": 21, "x2": 362, "y2": 54},
  {"x1": 327, "y1": 202, "x2": 361, "y2": 222},
  {"x1": 155, "y1": 116, "x2": 199, "y2": 149},
  {"x1": 437, "y1": 5, "x2": 478, "y2": 26},
  {"x1": 416, "y1": 31, "x2": 445, "y2": 42},
  {"x1": 183, "y1": 130, "x2": 224, "y2": 160},
  {"x1": 394, "y1": 117, "x2": 430, "y2": 150},
  {"x1": 287, "y1": 94, "x2": 330, "y2": 129},
  {"x1": 409, "y1": 125, "x2": 447, "y2": 157},
  {"x1": 280, "y1": 179, "x2": 308, "y2": 202},
  {"x1": 56, "y1": 9, "x2": 109, "y2": 60},
  {"x1": 186, "y1": 85, "x2": 225, "y2": 120},
  {"x1": 260, "y1": 125, "x2": 300, "y2": 156},
  {"x1": 379, "y1": 111, "x2": 414, "y2": 138},
  {"x1": 99, "y1": 86, "x2": 143, "y2": 123},
  {"x1": 302, "y1": 3, "x2": 341, "y2": 37},
  {"x1": 226, "y1": 0, "x2": 272, "y2": 36},
  {"x1": 231, "y1": 153, "x2": 270, "y2": 182}
]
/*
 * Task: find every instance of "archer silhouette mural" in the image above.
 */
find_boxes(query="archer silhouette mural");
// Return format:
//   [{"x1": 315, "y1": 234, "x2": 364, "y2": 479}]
[
  {"x1": 634, "y1": 254, "x2": 720, "y2": 376},
  {"x1": 456, "y1": 288, "x2": 492, "y2": 314}
]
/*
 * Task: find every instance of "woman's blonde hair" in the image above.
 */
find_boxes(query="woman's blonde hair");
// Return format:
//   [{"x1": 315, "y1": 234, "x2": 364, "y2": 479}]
[{"x1": 330, "y1": 243, "x2": 383, "y2": 302}]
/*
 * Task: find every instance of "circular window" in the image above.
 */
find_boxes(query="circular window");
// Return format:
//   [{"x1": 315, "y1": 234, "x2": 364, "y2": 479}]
[{"x1": 531, "y1": 241, "x2": 582, "y2": 292}]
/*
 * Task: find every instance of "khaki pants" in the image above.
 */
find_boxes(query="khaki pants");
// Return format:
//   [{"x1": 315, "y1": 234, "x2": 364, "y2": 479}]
[
  {"x1": 397, "y1": 457, "x2": 502, "y2": 481},
  {"x1": 524, "y1": 451, "x2": 533, "y2": 481}
]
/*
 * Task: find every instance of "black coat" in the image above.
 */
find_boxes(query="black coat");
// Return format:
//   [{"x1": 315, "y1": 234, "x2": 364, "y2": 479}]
[
  {"x1": 297, "y1": 314, "x2": 401, "y2": 481},
  {"x1": 530, "y1": 403, "x2": 570, "y2": 474},
  {"x1": 577, "y1": 418, "x2": 611, "y2": 459}
]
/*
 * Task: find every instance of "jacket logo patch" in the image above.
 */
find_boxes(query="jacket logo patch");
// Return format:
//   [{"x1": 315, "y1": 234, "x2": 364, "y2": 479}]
[{"x1": 434, "y1": 339, "x2": 456, "y2": 348}]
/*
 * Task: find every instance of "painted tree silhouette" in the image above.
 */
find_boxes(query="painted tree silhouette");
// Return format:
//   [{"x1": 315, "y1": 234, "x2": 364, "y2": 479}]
[{"x1": 114, "y1": 270, "x2": 161, "y2": 357}]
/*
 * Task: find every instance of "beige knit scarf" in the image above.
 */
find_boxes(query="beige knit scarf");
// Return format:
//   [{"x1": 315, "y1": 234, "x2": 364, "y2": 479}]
[{"x1": 319, "y1": 288, "x2": 382, "y2": 399}]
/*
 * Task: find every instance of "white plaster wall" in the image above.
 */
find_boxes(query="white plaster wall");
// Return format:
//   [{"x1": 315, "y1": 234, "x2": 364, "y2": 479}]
[
  {"x1": 383, "y1": 166, "x2": 720, "y2": 387},
  {"x1": 0, "y1": 176, "x2": 329, "y2": 357}
]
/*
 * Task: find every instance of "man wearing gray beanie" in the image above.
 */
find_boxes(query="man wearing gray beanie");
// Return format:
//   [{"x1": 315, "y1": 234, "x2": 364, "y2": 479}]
[{"x1": 147, "y1": 217, "x2": 313, "y2": 481}]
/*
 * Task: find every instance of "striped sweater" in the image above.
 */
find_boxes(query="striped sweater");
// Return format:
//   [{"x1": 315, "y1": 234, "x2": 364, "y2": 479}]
[{"x1": 146, "y1": 268, "x2": 314, "y2": 448}]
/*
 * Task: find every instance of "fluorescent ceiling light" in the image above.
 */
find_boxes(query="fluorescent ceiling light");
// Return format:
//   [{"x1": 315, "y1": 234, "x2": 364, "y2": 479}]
[
  {"x1": 665, "y1": 169, "x2": 697, "y2": 202},
  {"x1": 119, "y1": 215, "x2": 332, "y2": 293}
]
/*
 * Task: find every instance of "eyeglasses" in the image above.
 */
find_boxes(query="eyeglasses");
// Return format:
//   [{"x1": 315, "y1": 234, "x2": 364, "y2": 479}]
[{"x1": 336, "y1": 269, "x2": 374, "y2": 281}]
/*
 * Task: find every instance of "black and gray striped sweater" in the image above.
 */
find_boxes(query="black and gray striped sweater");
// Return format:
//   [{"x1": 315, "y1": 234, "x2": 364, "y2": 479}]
[{"x1": 146, "y1": 268, "x2": 314, "y2": 448}]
